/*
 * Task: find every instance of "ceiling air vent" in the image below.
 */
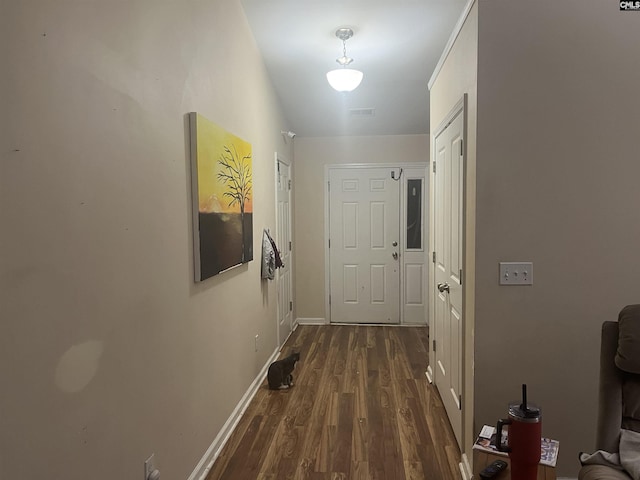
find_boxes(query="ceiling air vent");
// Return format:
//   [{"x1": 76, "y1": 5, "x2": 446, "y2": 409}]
[{"x1": 349, "y1": 108, "x2": 376, "y2": 117}]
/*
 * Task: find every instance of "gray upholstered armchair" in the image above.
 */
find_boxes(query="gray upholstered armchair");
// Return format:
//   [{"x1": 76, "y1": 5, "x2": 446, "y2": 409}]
[{"x1": 579, "y1": 304, "x2": 640, "y2": 480}]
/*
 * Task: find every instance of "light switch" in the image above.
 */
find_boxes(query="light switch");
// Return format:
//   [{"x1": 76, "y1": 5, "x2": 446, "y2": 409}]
[{"x1": 499, "y1": 262, "x2": 533, "y2": 285}]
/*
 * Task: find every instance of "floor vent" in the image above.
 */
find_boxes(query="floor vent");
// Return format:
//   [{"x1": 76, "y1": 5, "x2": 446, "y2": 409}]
[{"x1": 349, "y1": 108, "x2": 376, "y2": 117}]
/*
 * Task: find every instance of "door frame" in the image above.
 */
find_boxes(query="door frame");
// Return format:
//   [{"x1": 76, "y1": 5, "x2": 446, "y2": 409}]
[
  {"x1": 324, "y1": 163, "x2": 428, "y2": 325},
  {"x1": 427, "y1": 95, "x2": 468, "y2": 450},
  {"x1": 275, "y1": 152, "x2": 294, "y2": 348}
]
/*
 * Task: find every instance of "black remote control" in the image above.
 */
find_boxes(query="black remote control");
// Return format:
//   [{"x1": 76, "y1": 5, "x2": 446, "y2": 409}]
[{"x1": 479, "y1": 459, "x2": 508, "y2": 479}]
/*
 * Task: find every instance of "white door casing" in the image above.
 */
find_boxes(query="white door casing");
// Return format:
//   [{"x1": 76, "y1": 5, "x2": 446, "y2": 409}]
[
  {"x1": 432, "y1": 104, "x2": 465, "y2": 447},
  {"x1": 276, "y1": 155, "x2": 293, "y2": 347},
  {"x1": 328, "y1": 166, "x2": 401, "y2": 324}
]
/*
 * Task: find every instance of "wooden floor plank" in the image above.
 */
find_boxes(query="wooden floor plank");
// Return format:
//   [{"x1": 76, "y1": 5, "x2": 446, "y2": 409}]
[{"x1": 205, "y1": 325, "x2": 461, "y2": 480}]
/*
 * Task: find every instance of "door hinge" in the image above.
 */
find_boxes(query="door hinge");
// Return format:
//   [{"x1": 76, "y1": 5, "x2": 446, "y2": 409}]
[
  {"x1": 328, "y1": 181, "x2": 330, "y2": 192},
  {"x1": 289, "y1": 241, "x2": 292, "y2": 251},
  {"x1": 432, "y1": 339, "x2": 436, "y2": 352},
  {"x1": 328, "y1": 239, "x2": 331, "y2": 248},
  {"x1": 289, "y1": 301, "x2": 293, "y2": 311},
  {"x1": 460, "y1": 139, "x2": 464, "y2": 156},
  {"x1": 329, "y1": 294, "x2": 331, "y2": 305},
  {"x1": 288, "y1": 179, "x2": 291, "y2": 190},
  {"x1": 460, "y1": 269, "x2": 463, "y2": 286},
  {"x1": 432, "y1": 251, "x2": 436, "y2": 263},
  {"x1": 459, "y1": 394, "x2": 463, "y2": 410},
  {"x1": 432, "y1": 162, "x2": 436, "y2": 173}
]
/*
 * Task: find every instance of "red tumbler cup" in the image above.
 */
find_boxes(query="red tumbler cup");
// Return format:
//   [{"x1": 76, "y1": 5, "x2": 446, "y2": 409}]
[{"x1": 496, "y1": 385, "x2": 541, "y2": 480}]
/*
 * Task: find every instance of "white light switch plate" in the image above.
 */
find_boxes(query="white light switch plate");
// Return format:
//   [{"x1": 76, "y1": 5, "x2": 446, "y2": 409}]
[{"x1": 499, "y1": 262, "x2": 533, "y2": 285}]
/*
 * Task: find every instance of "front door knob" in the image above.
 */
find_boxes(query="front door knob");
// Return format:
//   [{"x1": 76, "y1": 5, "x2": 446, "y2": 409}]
[
  {"x1": 392, "y1": 252, "x2": 398, "y2": 260},
  {"x1": 437, "y1": 282, "x2": 450, "y2": 293}
]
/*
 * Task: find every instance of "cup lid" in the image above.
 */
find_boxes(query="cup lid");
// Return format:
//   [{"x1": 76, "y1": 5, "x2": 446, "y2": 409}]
[{"x1": 509, "y1": 401, "x2": 541, "y2": 420}]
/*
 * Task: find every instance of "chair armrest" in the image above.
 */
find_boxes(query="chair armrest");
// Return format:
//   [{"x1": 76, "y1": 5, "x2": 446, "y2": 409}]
[{"x1": 596, "y1": 321, "x2": 624, "y2": 452}]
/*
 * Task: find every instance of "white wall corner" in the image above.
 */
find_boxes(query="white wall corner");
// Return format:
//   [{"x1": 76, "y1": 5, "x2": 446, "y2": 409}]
[{"x1": 187, "y1": 347, "x2": 280, "y2": 480}]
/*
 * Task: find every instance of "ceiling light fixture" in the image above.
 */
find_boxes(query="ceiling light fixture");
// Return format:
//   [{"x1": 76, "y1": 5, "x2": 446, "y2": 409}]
[{"x1": 326, "y1": 28, "x2": 363, "y2": 92}]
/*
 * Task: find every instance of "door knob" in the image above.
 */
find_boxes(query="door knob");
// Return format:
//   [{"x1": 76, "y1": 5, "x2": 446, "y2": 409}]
[
  {"x1": 392, "y1": 241, "x2": 398, "y2": 247},
  {"x1": 392, "y1": 252, "x2": 398, "y2": 260},
  {"x1": 437, "y1": 282, "x2": 450, "y2": 293}
]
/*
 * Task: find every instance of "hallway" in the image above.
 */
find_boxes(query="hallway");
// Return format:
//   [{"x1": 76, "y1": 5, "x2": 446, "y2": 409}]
[{"x1": 206, "y1": 325, "x2": 461, "y2": 479}]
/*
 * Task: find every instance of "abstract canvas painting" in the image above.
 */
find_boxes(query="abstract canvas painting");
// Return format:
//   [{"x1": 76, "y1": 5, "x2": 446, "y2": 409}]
[{"x1": 189, "y1": 113, "x2": 253, "y2": 281}]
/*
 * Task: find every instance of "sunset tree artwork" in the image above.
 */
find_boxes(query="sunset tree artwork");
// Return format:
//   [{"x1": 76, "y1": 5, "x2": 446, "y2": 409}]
[
  {"x1": 217, "y1": 145, "x2": 252, "y2": 263},
  {"x1": 189, "y1": 113, "x2": 253, "y2": 281}
]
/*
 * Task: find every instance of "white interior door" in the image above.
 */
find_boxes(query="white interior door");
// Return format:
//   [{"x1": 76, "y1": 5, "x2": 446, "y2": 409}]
[
  {"x1": 328, "y1": 167, "x2": 400, "y2": 324},
  {"x1": 433, "y1": 109, "x2": 464, "y2": 446},
  {"x1": 276, "y1": 157, "x2": 293, "y2": 347}
]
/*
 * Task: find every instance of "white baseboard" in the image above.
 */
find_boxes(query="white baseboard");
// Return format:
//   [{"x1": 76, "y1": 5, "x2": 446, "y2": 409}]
[
  {"x1": 296, "y1": 317, "x2": 327, "y2": 325},
  {"x1": 459, "y1": 453, "x2": 472, "y2": 480},
  {"x1": 425, "y1": 366, "x2": 434, "y2": 383},
  {"x1": 187, "y1": 347, "x2": 280, "y2": 480}
]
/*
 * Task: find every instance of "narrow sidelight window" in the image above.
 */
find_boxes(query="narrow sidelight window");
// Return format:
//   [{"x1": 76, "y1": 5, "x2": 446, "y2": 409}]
[{"x1": 406, "y1": 179, "x2": 422, "y2": 249}]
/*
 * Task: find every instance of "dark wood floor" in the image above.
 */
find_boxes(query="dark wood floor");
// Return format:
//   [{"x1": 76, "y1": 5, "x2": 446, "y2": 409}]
[{"x1": 206, "y1": 325, "x2": 461, "y2": 480}]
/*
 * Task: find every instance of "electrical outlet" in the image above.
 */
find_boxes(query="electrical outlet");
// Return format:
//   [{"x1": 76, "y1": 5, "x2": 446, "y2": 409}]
[
  {"x1": 144, "y1": 453, "x2": 156, "y2": 480},
  {"x1": 255, "y1": 334, "x2": 259, "y2": 352}
]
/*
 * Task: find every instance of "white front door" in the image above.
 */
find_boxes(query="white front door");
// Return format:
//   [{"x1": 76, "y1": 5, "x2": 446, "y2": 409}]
[
  {"x1": 276, "y1": 157, "x2": 293, "y2": 346},
  {"x1": 433, "y1": 108, "x2": 464, "y2": 446},
  {"x1": 328, "y1": 167, "x2": 400, "y2": 324}
]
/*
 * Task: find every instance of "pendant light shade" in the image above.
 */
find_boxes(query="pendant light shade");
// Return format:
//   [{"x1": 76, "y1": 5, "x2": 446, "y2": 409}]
[
  {"x1": 326, "y1": 68, "x2": 364, "y2": 92},
  {"x1": 327, "y1": 28, "x2": 363, "y2": 92}
]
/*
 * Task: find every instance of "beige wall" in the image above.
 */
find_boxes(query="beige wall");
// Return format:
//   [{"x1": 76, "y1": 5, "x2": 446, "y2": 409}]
[
  {"x1": 474, "y1": 0, "x2": 640, "y2": 476},
  {"x1": 428, "y1": 1, "x2": 478, "y2": 473},
  {"x1": 0, "y1": 1, "x2": 292, "y2": 478},
  {"x1": 293, "y1": 135, "x2": 429, "y2": 321}
]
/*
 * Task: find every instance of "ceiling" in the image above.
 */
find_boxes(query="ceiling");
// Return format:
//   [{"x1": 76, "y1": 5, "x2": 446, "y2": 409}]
[{"x1": 240, "y1": 0, "x2": 468, "y2": 138}]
